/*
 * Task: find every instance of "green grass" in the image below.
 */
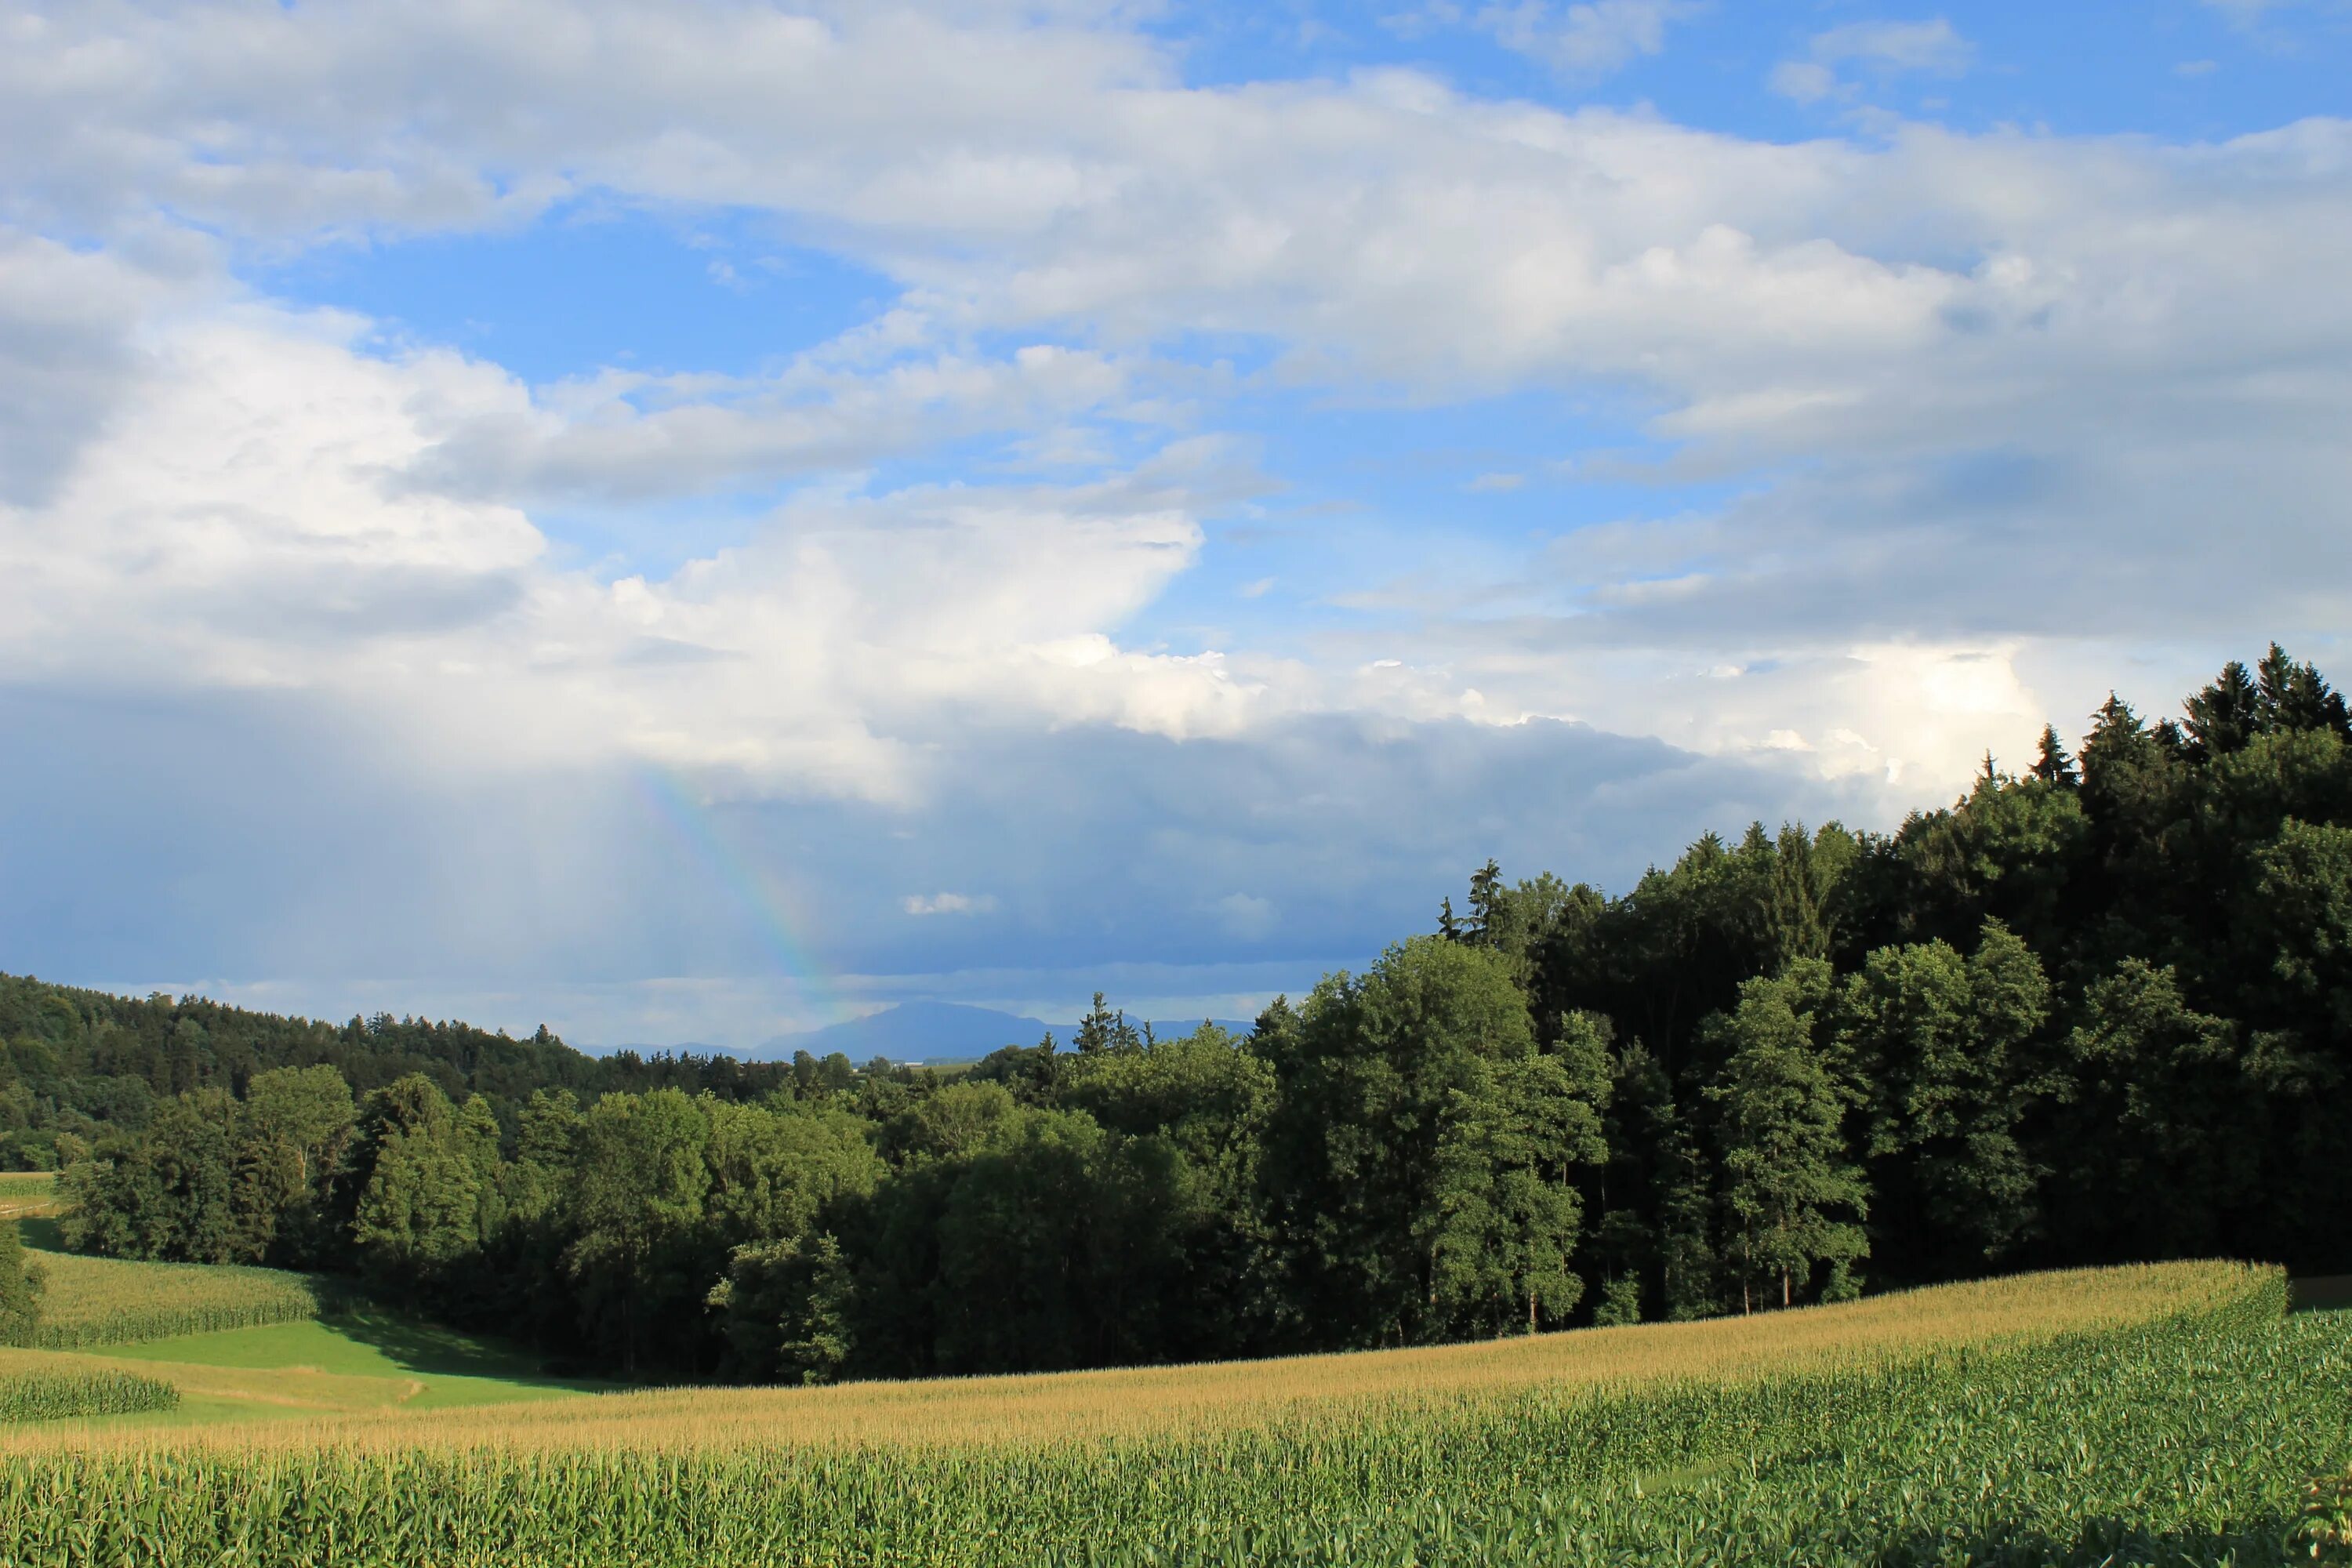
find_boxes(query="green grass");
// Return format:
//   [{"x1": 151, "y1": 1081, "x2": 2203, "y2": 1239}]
[
  {"x1": 95, "y1": 1310, "x2": 597, "y2": 1416},
  {"x1": 5, "y1": 1215, "x2": 596, "y2": 1424},
  {"x1": 1, "y1": 1268, "x2": 2343, "y2": 1566}
]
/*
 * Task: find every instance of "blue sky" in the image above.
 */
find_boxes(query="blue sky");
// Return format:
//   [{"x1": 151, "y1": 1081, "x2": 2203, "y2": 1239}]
[{"x1": 1, "y1": 0, "x2": 2347, "y2": 1048}]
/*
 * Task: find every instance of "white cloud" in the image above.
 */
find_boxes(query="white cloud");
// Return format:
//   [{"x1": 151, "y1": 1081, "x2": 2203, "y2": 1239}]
[
  {"x1": 1475, "y1": 0, "x2": 1704, "y2": 78},
  {"x1": 1, "y1": 0, "x2": 2349, "y2": 842},
  {"x1": 413, "y1": 341, "x2": 1143, "y2": 505},
  {"x1": 1769, "y1": 61, "x2": 1838, "y2": 104},
  {"x1": 1811, "y1": 19, "x2": 1973, "y2": 72},
  {"x1": 1772, "y1": 18, "x2": 1973, "y2": 106},
  {"x1": 0, "y1": 300, "x2": 1292, "y2": 803},
  {"x1": 903, "y1": 892, "x2": 998, "y2": 916}
]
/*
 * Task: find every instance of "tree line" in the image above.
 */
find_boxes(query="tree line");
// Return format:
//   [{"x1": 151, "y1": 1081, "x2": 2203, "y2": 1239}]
[{"x1": 5, "y1": 643, "x2": 2347, "y2": 1379}]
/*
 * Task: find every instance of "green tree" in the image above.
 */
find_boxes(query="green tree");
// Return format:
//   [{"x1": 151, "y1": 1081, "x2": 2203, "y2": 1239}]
[
  {"x1": 2255, "y1": 643, "x2": 2352, "y2": 739},
  {"x1": 349, "y1": 1075, "x2": 485, "y2": 1291},
  {"x1": 229, "y1": 1065, "x2": 356, "y2": 1266},
  {"x1": 708, "y1": 1232, "x2": 859, "y2": 1385},
  {"x1": 1835, "y1": 922, "x2": 2049, "y2": 1279},
  {"x1": 896, "y1": 1080, "x2": 1022, "y2": 1160},
  {"x1": 1262, "y1": 937, "x2": 1605, "y2": 1345},
  {"x1": 2031, "y1": 724, "x2": 2079, "y2": 786},
  {"x1": 1704, "y1": 962, "x2": 1869, "y2": 1312},
  {"x1": 2249, "y1": 819, "x2": 2352, "y2": 1038},
  {"x1": 501, "y1": 1087, "x2": 581, "y2": 1229},
  {"x1": 927, "y1": 1107, "x2": 1202, "y2": 1374},
  {"x1": 1428, "y1": 1031, "x2": 1608, "y2": 1334},
  {"x1": 2056, "y1": 957, "x2": 2250, "y2": 1260},
  {"x1": 0, "y1": 1215, "x2": 43, "y2": 1343},
  {"x1": 1071, "y1": 993, "x2": 1144, "y2": 1055},
  {"x1": 61, "y1": 1093, "x2": 238, "y2": 1264},
  {"x1": 565, "y1": 1089, "x2": 710, "y2": 1374},
  {"x1": 2185, "y1": 660, "x2": 2263, "y2": 760}
]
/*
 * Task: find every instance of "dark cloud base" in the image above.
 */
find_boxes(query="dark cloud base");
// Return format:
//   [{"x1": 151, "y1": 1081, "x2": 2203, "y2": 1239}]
[{"x1": 0, "y1": 684, "x2": 1878, "y2": 1041}]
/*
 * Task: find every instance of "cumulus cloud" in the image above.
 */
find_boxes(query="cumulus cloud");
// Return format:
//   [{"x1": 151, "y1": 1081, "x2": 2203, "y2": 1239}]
[
  {"x1": 1475, "y1": 0, "x2": 1704, "y2": 78},
  {"x1": 0, "y1": 296, "x2": 1290, "y2": 802}
]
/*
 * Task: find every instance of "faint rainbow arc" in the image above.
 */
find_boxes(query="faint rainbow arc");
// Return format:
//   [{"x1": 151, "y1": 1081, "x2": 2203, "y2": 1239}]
[{"x1": 630, "y1": 768, "x2": 849, "y2": 1033}]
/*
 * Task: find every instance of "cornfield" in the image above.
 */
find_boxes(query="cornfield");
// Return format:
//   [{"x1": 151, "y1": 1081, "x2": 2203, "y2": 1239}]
[
  {"x1": 0, "y1": 1367, "x2": 178, "y2": 1423},
  {"x1": 0, "y1": 1174, "x2": 53, "y2": 1219},
  {"x1": 0, "y1": 1262, "x2": 2340, "y2": 1566},
  {"x1": 42, "y1": 1259, "x2": 2258, "y2": 1456},
  {"x1": 12, "y1": 1252, "x2": 322, "y2": 1350}
]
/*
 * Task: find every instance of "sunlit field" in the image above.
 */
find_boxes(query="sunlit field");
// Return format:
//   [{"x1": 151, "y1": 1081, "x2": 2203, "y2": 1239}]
[
  {"x1": 13, "y1": 1258, "x2": 2255, "y2": 1457},
  {"x1": 1, "y1": 1261, "x2": 2341, "y2": 1566}
]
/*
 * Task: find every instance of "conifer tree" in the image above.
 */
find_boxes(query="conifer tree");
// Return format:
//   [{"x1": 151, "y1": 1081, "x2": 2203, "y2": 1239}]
[
  {"x1": 2256, "y1": 642, "x2": 2352, "y2": 738},
  {"x1": 2031, "y1": 724, "x2": 2078, "y2": 786},
  {"x1": 2184, "y1": 660, "x2": 2261, "y2": 759}
]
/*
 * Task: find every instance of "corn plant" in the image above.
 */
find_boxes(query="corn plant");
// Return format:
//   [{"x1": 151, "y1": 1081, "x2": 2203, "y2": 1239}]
[{"x1": 0, "y1": 1368, "x2": 178, "y2": 1422}]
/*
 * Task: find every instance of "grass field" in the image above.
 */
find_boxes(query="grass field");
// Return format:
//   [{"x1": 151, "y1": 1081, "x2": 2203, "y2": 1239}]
[{"x1": 0, "y1": 1263, "x2": 2342, "y2": 1565}]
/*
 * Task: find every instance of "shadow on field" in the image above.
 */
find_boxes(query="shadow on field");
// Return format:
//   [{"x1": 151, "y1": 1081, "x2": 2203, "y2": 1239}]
[
  {"x1": 317, "y1": 1303, "x2": 604, "y2": 1392},
  {"x1": 1875, "y1": 1512, "x2": 2296, "y2": 1567},
  {"x1": 17, "y1": 1216, "x2": 65, "y2": 1251},
  {"x1": 2289, "y1": 1275, "x2": 2352, "y2": 1313}
]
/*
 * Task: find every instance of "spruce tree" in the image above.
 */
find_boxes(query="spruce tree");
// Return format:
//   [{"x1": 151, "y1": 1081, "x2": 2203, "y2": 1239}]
[
  {"x1": 2031, "y1": 724, "x2": 2078, "y2": 786},
  {"x1": 2256, "y1": 642, "x2": 2352, "y2": 738},
  {"x1": 2183, "y1": 659, "x2": 2261, "y2": 759}
]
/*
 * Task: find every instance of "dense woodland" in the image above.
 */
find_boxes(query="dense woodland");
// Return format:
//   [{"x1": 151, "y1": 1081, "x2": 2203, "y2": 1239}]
[{"x1": 5, "y1": 644, "x2": 2348, "y2": 1381}]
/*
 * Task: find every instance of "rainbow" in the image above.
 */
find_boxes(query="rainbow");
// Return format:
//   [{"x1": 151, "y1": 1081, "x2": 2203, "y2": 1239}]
[{"x1": 631, "y1": 768, "x2": 850, "y2": 1033}]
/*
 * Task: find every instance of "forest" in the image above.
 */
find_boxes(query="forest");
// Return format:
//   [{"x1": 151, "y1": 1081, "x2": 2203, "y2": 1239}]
[{"x1": 4, "y1": 643, "x2": 2347, "y2": 1384}]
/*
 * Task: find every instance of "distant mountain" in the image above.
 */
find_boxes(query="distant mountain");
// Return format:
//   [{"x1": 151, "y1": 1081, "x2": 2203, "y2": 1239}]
[
  {"x1": 743, "y1": 1001, "x2": 1054, "y2": 1065},
  {"x1": 742, "y1": 1001, "x2": 1255, "y2": 1065}
]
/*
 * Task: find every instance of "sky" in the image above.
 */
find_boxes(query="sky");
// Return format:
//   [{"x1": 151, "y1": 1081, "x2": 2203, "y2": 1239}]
[{"x1": 2, "y1": 0, "x2": 2349, "y2": 1051}]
